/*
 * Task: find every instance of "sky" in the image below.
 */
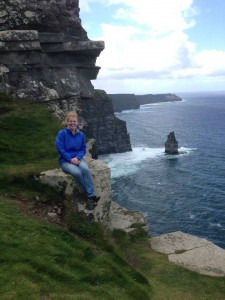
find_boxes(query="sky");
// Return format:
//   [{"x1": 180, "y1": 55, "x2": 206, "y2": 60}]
[{"x1": 80, "y1": 0, "x2": 225, "y2": 94}]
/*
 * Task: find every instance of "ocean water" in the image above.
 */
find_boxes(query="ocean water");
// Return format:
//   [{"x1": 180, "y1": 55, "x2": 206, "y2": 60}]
[{"x1": 100, "y1": 92, "x2": 225, "y2": 249}]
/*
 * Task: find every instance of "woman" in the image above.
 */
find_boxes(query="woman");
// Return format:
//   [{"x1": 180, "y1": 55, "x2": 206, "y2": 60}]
[{"x1": 56, "y1": 111, "x2": 100, "y2": 208}]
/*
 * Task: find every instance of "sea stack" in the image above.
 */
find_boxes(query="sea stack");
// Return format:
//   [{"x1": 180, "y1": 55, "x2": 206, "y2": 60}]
[{"x1": 165, "y1": 132, "x2": 179, "y2": 154}]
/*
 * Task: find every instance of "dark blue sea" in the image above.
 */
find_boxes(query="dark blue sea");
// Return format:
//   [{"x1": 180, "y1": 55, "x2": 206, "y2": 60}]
[{"x1": 100, "y1": 92, "x2": 225, "y2": 249}]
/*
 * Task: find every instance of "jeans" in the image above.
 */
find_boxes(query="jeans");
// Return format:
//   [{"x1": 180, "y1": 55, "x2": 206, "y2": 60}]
[{"x1": 61, "y1": 159, "x2": 96, "y2": 197}]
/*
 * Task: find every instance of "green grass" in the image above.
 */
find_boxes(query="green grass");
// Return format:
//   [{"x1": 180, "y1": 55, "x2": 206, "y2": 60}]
[
  {"x1": 0, "y1": 94, "x2": 61, "y2": 201},
  {"x1": 0, "y1": 196, "x2": 151, "y2": 299},
  {"x1": 0, "y1": 93, "x2": 225, "y2": 299}
]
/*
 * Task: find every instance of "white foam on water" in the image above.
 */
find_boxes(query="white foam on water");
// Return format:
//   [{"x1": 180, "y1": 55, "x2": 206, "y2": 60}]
[
  {"x1": 165, "y1": 147, "x2": 197, "y2": 159},
  {"x1": 210, "y1": 223, "x2": 222, "y2": 228},
  {"x1": 100, "y1": 146, "x2": 197, "y2": 178},
  {"x1": 179, "y1": 146, "x2": 197, "y2": 153},
  {"x1": 189, "y1": 213, "x2": 195, "y2": 219},
  {"x1": 115, "y1": 109, "x2": 137, "y2": 115},
  {"x1": 100, "y1": 147, "x2": 164, "y2": 178}
]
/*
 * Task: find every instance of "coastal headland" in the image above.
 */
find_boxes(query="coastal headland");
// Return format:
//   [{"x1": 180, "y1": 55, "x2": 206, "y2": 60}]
[{"x1": 109, "y1": 93, "x2": 182, "y2": 112}]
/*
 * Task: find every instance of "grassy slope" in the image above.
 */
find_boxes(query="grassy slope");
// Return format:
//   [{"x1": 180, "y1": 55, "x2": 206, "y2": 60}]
[{"x1": 0, "y1": 94, "x2": 225, "y2": 299}]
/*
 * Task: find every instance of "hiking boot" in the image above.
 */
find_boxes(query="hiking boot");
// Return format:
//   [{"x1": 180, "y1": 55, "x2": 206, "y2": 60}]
[
  {"x1": 88, "y1": 196, "x2": 100, "y2": 203},
  {"x1": 86, "y1": 199, "x2": 97, "y2": 210}
]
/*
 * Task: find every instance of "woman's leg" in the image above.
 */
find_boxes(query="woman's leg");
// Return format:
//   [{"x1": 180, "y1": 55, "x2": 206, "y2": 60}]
[
  {"x1": 61, "y1": 160, "x2": 96, "y2": 197},
  {"x1": 78, "y1": 159, "x2": 96, "y2": 197},
  {"x1": 61, "y1": 162, "x2": 88, "y2": 195}
]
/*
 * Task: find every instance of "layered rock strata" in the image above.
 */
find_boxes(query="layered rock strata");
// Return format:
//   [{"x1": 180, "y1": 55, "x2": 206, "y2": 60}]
[{"x1": 0, "y1": 0, "x2": 131, "y2": 156}]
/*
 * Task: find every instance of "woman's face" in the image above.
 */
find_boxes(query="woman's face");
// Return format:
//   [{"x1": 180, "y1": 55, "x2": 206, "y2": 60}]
[{"x1": 67, "y1": 117, "x2": 78, "y2": 131}]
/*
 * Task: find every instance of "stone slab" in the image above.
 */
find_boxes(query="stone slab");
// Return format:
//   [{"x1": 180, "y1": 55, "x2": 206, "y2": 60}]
[
  {"x1": 150, "y1": 231, "x2": 210, "y2": 255},
  {"x1": 0, "y1": 40, "x2": 41, "y2": 51},
  {"x1": 0, "y1": 30, "x2": 39, "y2": 41},
  {"x1": 169, "y1": 243, "x2": 225, "y2": 277},
  {"x1": 150, "y1": 231, "x2": 225, "y2": 277},
  {"x1": 109, "y1": 201, "x2": 147, "y2": 232}
]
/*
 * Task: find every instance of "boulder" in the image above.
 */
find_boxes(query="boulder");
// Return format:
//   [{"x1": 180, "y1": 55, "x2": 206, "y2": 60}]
[
  {"x1": 39, "y1": 158, "x2": 111, "y2": 224},
  {"x1": 150, "y1": 231, "x2": 225, "y2": 277},
  {"x1": 109, "y1": 201, "x2": 147, "y2": 233},
  {"x1": 165, "y1": 131, "x2": 179, "y2": 154},
  {"x1": 39, "y1": 157, "x2": 147, "y2": 232}
]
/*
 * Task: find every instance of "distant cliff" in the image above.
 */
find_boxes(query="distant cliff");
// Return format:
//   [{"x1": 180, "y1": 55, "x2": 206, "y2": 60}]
[
  {"x1": 109, "y1": 93, "x2": 182, "y2": 112},
  {"x1": 0, "y1": 0, "x2": 131, "y2": 157},
  {"x1": 136, "y1": 93, "x2": 182, "y2": 105},
  {"x1": 108, "y1": 94, "x2": 140, "y2": 112}
]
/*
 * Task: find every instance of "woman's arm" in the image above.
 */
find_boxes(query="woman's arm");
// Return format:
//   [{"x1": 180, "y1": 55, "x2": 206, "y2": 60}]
[
  {"x1": 75, "y1": 133, "x2": 86, "y2": 160},
  {"x1": 56, "y1": 130, "x2": 73, "y2": 162}
]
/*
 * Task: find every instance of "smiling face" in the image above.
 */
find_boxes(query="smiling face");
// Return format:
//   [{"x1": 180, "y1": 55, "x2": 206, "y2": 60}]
[{"x1": 67, "y1": 117, "x2": 78, "y2": 133}]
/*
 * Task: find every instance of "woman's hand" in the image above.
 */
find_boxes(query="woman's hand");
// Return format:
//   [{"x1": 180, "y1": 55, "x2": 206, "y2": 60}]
[{"x1": 71, "y1": 157, "x2": 80, "y2": 165}]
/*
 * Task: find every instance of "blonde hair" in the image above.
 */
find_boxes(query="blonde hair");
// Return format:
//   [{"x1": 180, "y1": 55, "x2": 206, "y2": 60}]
[{"x1": 62, "y1": 111, "x2": 78, "y2": 127}]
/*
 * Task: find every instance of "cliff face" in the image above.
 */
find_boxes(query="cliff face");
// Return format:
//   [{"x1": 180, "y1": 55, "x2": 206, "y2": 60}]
[{"x1": 0, "y1": 0, "x2": 131, "y2": 156}]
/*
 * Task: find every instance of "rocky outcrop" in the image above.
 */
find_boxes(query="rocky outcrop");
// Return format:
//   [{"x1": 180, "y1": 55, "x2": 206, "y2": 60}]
[
  {"x1": 109, "y1": 201, "x2": 147, "y2": 232},
  {"x1": 0, "y1": 0, "x2": 101, "y2": 101},
  {"x1": 165, "y1": 131, "x2": 179, "y2": 154},
  {"x1": 109, "y1": 93, "x2": 182, "y2": 112},
  {"x1": 39, "y1": 158, "x2": 147, "y2": 232},
  {"x1": 150, "y1": 231, "x2": 225, "y2": 277},
  {"x1": 0, "y1": 0, "x2": 131, "y2": 156}
]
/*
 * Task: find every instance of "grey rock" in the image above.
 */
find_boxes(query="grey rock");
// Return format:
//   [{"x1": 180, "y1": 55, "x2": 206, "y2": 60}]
[
  {"x1": 39, "y1": 157, "x2": 147, "y2": 231},
  {"x1": 150, "y1": 231, "x2": 225, "y2": 277},
  {"x1": 109, "y1": 201, "x2": 147, "y2": 233},
  {"x1": 47, "y1": 212, "x2": 58, "y2": 219},
  {"x1": 165, "y1": 131, "x2": 179, "y2": 154}
]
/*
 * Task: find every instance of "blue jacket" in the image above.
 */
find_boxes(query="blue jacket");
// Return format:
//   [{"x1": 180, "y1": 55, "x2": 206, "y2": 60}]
[{"x1": 56, "y1": 127, "x2": 86, "y2": 164}]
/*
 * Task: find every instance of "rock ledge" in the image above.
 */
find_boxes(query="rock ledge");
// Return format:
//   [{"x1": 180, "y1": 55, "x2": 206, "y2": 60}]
[
  {"x1": 39, "y1": 157, "x2": 147, "y2": 233},
  {"x1": 150, "y1": 231, "x2": 225, "y2": 277}
]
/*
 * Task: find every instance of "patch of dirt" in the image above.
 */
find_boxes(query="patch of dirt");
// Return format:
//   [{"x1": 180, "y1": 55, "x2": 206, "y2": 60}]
[{"x1": 1, "y1": 193, "x2": 66, "y2": 227}]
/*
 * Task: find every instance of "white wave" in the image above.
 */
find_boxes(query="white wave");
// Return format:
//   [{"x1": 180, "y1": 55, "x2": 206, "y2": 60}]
[
  {"x1": 100, "y1": 147, "x2": 164, "y2": 178},
  {"x1": 115, "y1": 109, "x2": 137, "y2": 115},
  {"x1": 179, "y1": 146, "x2": 197, "y2": 153},
  {"x1": 210, "y1": 223, "x2": 222, "y2": 228},
  {"x1": 189, "y1": 213, "x2": 195, "y2": 219},
  {"x1": 140, "y1": 101, "x2": 182, "y2": 108},
  {"x1": 165, "y1": 147, "x2": 196, "y2": 159},
  {"x1": 100, "y1": 146, "x2": 196, "y2": 178}
]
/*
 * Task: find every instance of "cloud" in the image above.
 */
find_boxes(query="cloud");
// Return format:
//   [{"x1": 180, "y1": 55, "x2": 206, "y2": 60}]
[
  {"x1": 81, "y1": 0, "x2": 225, "y2": 93},
  {"x1": 79, "y1": 0, "x2": 94, "y2": 12},
  {"x1": 112, "y1": 0, "x2": 196, "y2": 34},
  {"x1": 96, "y1": 23, "x2": 196, "y2": 77}
]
